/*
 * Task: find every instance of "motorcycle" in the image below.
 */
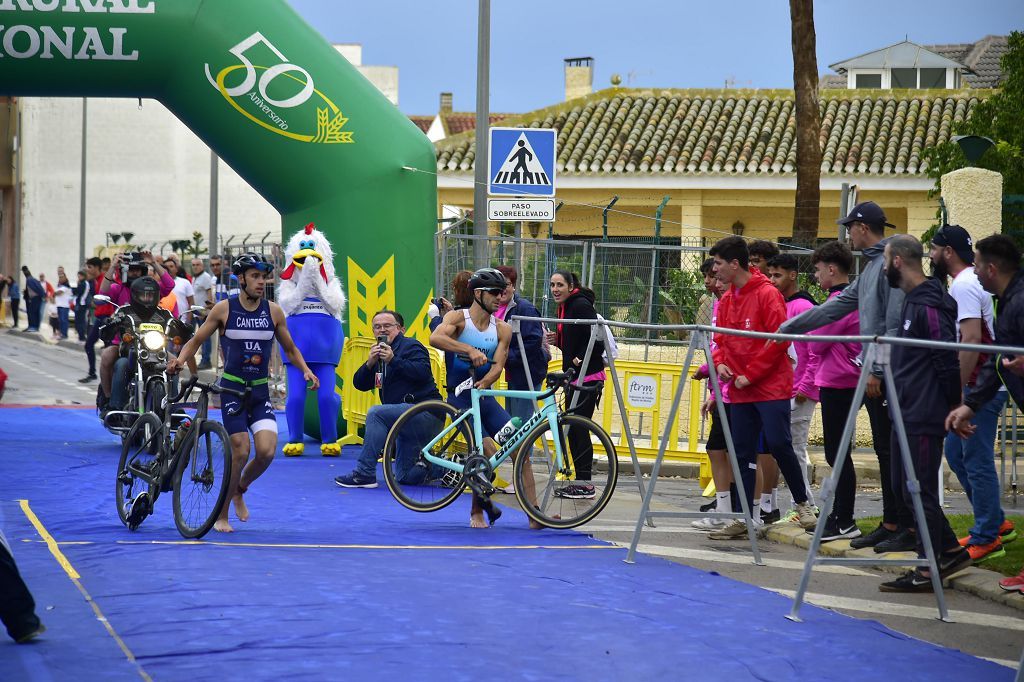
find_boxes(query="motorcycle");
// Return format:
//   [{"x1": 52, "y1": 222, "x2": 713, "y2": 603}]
[{"x1": 94, "y1": 295, "x2": 197, "y2": 443}]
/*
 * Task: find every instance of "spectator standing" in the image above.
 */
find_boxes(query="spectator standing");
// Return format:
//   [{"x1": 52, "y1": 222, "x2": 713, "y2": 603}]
[
  {"x1": 707, "y1": 236, "x2": 817, "y2": 539},
  {"x1": 493, "y1": 265, "x2": 548, "y2": 422},
  {"x1": 807, "y1": 241, "x2": 863, "y2": 541},
  {"x1": 80, "y1": 257, "x2": 108, "y2": 383},
  {"x1": 944, "y1": 236, "x2": 1024, "y2": 593},
  {"x1": 6, "y1": 276, "x2": 20, "y2": 328},
  {"x1": 162, "y1": 255, "x2": 195, "y2": 323},
  {"x1": 547, "y1": 270, "x2": 606, "y2": 501},
  {"x1": 929, "y1": 225, "x2": 1014, "y2": 563},
  {"x1": 21, "y1": 267, "x2": 44, "y2": 332},
  {"x1": 190, "y1": 258, "x2": 215, "y2": 368},
  {"x1": 765, "y1": 253, "x2": 818, "y2": 514},
  {"x1": 878, "y1": 235, "x2": 970, "y2": 592},
  {"x1": 779, "y1": 201, "x2": 914, "y2": 553},
  {"x1": 54, "y1": 268, "x2": 73, "y2": 340},
  {"x1": 72, "y1": 269, "x2": 92, "y2": 341}
]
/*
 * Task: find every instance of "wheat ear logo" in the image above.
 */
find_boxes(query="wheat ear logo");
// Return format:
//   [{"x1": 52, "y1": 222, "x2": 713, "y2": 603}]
[{"x1": 205, "y1": 32, "x2": 353, "y2": 144}]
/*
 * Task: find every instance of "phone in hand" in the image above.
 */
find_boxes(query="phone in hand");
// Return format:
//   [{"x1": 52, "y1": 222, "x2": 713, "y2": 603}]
[{"x1": 376, "y1": 335, "x2": 388, "y2": 346}]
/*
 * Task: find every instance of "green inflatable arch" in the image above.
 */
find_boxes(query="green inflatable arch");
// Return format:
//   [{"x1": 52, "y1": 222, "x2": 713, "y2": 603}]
[{"x1": 0, "y1": 0, "x2": 437, "y2": 341}]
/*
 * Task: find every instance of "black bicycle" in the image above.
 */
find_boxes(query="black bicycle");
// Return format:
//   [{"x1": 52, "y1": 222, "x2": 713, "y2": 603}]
[{"x1": 116, "y1": 374, "x2": 243, "y2": 538}]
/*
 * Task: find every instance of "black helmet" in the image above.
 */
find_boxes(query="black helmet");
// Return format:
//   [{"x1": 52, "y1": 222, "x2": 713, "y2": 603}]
[
  {"x1": 232, "y1": 252, "x2": 274, "y2": 277},
  {"x1": 468, "y1": 267, "x2": 508, "y2": 292},
  {"x1": 129, "y1": 276, "x2": 160, "y2": 318}
]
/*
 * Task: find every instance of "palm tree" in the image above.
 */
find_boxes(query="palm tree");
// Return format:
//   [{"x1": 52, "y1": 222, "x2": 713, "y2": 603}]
[{"x1": 789, "y1": 0, "x2": 822, "y2": 246}]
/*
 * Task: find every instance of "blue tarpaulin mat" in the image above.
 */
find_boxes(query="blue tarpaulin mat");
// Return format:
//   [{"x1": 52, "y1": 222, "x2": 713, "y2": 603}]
[{"x1": 0, "y1": 407, "x2": 1012, "y2": 681}]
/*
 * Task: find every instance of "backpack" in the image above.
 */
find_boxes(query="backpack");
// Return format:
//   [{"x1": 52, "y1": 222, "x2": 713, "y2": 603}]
[{"x1": 597, "y1": 314, "x2": 618, "y2": 362}]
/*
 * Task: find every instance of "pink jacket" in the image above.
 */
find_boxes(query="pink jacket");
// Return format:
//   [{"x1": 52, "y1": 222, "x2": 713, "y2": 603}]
[
  {"x1": 806, "y1": 286, "x2": 862, "y2": 390},
  {"x1": 699, "y1": 297, "x2": 730, "y2": 402},
  {"x1": 786, "y1": 293, "x2": 819, "y2": 401}
]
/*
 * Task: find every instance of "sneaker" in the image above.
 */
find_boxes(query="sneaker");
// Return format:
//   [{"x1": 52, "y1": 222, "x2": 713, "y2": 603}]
[
  {"x1": 965, "y1": 539, "x2": 1005, "y2": 563},
  {"x1": 334, "y1": 472, "x2": 378, "y2": 488},
  {"x1": 959, "y1": 519, "x2": 1018, "y2": 547},
  {"x1": 1000, "y1": 519, "x2": 1018, "y2": 544},
  {"x1": 708, "y1": 518, "x2": 752, "y2": 540},
  {"x1": 691, "y1": 517, "x2": 728, "y2": 530},
  {"x1": 879, "y1": 570, "x2": 934, "y2": 593},
  {"x1": 554, "y1": 483, "x2": 595, "y2": 499},
  {"x1": 850, "y1": 523, "x2": 898, "y2": 550},
  {"x1": 198, "y1": 362, "x2": 213, "y2": 370},
  {"x1": 939, "y1": 547, "x2": 972, "y2": 579},
  {"x1": 873, "y1": 528, "x2": 916, "y2": 554},
  {"x1": 794, "y1": 502, "x2": 817, "y2": 530},
  {"x1": 79, "y1": 374, "x2": 97, "y2": 383},
  {"x1": 777, "y1": 508, "x2": 800, "y2": 525},
  {"x1": 818, "y1": 517, "x2": 862, "y2": 542},
  {"x1": 699, "y1": 498, "x2": 718, "y2": 513},
  {"x1": 760, "y1": 508, "x2": 780, "y2": 524},
  {"x1": 998, "y1": 568, "x2": 1024, "y2": 593}
]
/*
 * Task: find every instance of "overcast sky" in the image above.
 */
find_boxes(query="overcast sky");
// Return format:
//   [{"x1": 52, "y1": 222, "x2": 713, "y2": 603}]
[{"x1": 288, "y1": 0, "x2": 1022, "y2": 115}]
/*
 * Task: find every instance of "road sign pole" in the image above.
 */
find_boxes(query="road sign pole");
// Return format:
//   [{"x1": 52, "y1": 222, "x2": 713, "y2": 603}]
[{"x1": 473, "y1": 0, "x2": 491, "y2": 268}]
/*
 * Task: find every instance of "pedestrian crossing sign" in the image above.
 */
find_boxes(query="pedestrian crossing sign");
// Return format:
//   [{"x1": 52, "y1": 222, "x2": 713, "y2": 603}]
[{"x1": 488, "y1": 127, "x2": 557, "y2": 197}]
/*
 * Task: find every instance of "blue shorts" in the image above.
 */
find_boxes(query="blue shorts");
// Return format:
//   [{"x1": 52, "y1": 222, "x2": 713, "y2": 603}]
[
  {"x1": 447, "y1": 391, "x2": 510, "y2": 439},
  {"x1": 220, "y1": 382, "x2": 277, "y2": 436}
]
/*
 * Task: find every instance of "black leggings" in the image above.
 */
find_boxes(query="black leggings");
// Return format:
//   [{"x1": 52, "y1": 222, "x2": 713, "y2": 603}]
[
  {"x1": 565, "y1": 381, "x2": 603, "y2": 481},
  {"x1": 0, "y1": 535, "x2": 41, "y2": 642},
  {"x1": 819, "y1": 387, "x2": 858, "y2": 525},
  {"x1": 9, "y1": 298, "x2": 19, "y2": 327}
]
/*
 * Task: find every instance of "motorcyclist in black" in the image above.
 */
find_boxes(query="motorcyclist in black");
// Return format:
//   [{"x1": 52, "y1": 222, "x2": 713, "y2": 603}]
[{"x1": 102, "y1": 276, "x2": 183, "y2": 414}]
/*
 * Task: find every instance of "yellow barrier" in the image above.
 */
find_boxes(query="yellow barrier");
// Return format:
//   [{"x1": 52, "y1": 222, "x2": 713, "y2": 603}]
[{"x1": 336, "y1": 337, "x2": 710, "y2": 488}]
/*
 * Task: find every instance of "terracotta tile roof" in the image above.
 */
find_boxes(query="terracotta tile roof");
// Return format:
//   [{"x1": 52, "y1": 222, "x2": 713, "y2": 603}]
[
  {"x1": 409, "y1": 115, "x2": 434, "y2": 134},
  {"x1": 435, "y1": 88, "x2": 987, "y2": 177},
  {"x1": 442, "y1": 112, "x2": 509, "y2": 136}
]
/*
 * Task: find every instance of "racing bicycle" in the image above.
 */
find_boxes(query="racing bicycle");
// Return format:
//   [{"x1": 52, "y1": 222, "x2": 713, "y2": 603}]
[
  {"x1": 116, "y1": 374, "x2": 241, "y2": 538},
  {"x1": 381, "y1": 367, "x2": 618, "y2": 529}
]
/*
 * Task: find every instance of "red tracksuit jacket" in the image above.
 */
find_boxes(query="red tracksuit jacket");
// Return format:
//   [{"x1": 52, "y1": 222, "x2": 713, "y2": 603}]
[{"x1": 711, "y1": 267, "x2": 793, "y2": 403}]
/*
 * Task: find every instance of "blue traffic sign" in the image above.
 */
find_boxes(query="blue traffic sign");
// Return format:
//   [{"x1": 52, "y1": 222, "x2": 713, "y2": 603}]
[{"x1": 488, "y1": 127, "x2": 557, "y2": 197}]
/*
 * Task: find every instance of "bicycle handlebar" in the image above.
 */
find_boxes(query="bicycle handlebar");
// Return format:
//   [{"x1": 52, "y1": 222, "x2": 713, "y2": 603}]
[{"x1": 168, "y1": 375, "x2": 250, "y2": 415}]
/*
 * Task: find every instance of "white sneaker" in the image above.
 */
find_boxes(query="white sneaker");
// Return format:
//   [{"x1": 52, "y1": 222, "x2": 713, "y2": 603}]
[{"x1": 691, "y1": 517, "x2": 728, "y2": 530}]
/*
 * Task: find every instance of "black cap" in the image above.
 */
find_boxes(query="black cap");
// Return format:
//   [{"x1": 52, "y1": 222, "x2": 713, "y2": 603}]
[
  {"x1": 837, "y1": 201, "x2": 896, "y2": 229},
  {"x1": 932, "y1": 224, "x2": 975, "y2": 264}
]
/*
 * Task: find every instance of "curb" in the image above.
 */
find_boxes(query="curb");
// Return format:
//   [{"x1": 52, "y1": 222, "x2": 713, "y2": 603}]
[
  {"x1": 4, "y1": 327, "x2": 86, "y2": 353},
  {"x1": 764, "y1": 522, "x2": 1024, "y2": 613}
]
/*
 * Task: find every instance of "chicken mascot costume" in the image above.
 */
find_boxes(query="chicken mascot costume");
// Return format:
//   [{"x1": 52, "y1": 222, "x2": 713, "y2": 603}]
[{"x1": 277, "y1": 223, "x2": 345, "y2": 456}]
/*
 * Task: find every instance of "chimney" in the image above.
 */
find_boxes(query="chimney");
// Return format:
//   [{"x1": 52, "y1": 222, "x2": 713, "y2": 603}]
[
  {"x1": 564, "y1": 57, "x2": 594, "y2": 101},
  {"x1": 439, "y1": 92, "x2": 453, "y2": 114}
]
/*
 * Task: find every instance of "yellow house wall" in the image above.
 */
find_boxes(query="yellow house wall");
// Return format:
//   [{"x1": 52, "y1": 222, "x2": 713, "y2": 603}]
[{"x1": 436, "y1": 186, "x2": 938, "y2": 243}]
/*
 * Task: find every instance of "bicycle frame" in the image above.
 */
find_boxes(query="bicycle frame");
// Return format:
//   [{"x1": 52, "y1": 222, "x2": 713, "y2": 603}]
[{"x1": 421, "y1": 385, "x2": 575, "y2": 480}]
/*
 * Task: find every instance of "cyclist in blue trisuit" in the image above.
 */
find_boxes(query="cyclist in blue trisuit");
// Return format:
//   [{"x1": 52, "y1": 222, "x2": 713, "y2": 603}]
[
  {"x1": 168, "y1": 253, "x2": 319, "y2": 533},
  {"x1": 431, "y1": 268, "x2": 541, "y2": 530}
]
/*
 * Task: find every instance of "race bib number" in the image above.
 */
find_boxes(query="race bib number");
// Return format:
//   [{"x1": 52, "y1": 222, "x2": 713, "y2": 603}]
[{"x1": 454, "y1": 377, "x2": 474, "y2": 397}]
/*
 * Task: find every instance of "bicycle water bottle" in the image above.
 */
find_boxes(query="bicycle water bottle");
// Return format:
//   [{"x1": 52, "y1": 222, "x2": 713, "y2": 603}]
[{"x1": 494, "y1": 417, "x2": 522, "y2": 445}]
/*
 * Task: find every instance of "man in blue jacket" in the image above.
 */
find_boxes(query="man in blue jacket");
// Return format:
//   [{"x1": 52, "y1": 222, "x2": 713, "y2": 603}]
[
  {"x1": 879, "y1": 235, "x2": 970, "y2": 592},
  {"x1": 334, "y1": 310, "x2": 443, "y2": 488}
]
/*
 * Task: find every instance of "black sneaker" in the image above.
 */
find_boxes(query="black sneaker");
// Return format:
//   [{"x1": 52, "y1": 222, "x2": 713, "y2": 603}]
[
  {"x1": 79, "y1": 374, "x2": 97, "y2": 383},
  {"x1": 874, "y1": 528, "x2": 916, "y2": 554},
  {"x1": 760, "y1": 508, "x2": 781, "y2": 525},
  {"x1": 334, "y1": 472, "x2": 378, "y2": 488},
  {"x1": 554, "y1": 483, "x2": 595, "y2": 499},
  {"x1": 818, "y1": 517, "x2": 863, "y2": 542},
  {"x1": 938, "y1": 547, "x2": 972, "y2": 579},
  {"x1": 13, "y1": 622, "x2": 46, "y2": 644},
  {"x1": 879, "y1": 570, "x2": 934, "y2": 593},
  {"x1": 699, "y1": 498, "x2": 718, "y2": 513},
  {"x1": 849, "y1": 523, "x2": 897, "y2": 550}
]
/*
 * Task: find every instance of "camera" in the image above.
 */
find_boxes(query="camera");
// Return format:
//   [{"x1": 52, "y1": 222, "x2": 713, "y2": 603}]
[{"x1": 122, "y1": 251, "x2": 144, "y2": 265}]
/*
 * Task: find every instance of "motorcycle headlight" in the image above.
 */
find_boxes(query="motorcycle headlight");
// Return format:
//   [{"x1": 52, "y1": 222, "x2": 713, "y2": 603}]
[{"x1": 142, "y1": 330, "x2": 166, "y2": 351}]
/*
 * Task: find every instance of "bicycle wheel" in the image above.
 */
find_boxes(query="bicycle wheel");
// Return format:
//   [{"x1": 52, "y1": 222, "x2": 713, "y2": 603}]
[
  {"x1": 382, "y1": 400, "x2": 471, "y2": 513},
  {"x1": 513, "y1": 414, "x2": 618, "y2": 529},
  {"x1": 172, "y1": 420, "x2": 232, "y2": 539},
  {"x1": 116, "y1": 412, "x2": 163, "y2": 528},
  {"x1": 142, "y1": 380, "x2": 166, "y2": 454}
]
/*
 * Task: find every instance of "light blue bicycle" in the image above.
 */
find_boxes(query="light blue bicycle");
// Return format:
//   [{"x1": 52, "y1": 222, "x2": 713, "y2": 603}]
[{"x1": 381, "y1": 368, "x2": 618, "y2": 529}]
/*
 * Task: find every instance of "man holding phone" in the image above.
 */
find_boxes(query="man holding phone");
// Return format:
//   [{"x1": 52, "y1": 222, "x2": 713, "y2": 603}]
[{"x1": 334, "y1": 310, "x2": 443, "y2": 489}]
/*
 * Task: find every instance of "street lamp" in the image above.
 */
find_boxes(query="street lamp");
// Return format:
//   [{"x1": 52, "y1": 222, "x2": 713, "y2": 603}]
[{"x1": 953, "y1": 135, "x2": 994, "y2": 167}]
